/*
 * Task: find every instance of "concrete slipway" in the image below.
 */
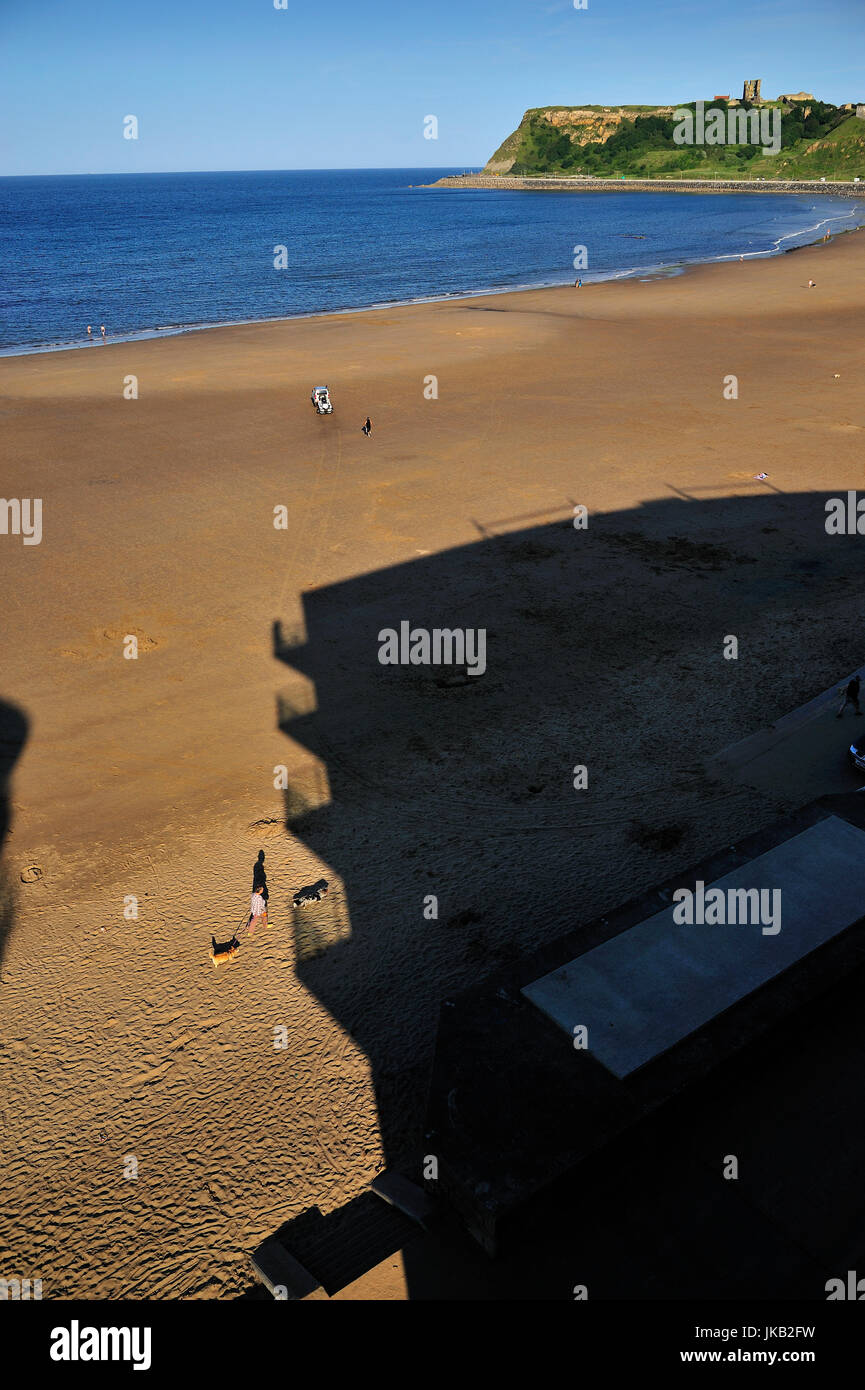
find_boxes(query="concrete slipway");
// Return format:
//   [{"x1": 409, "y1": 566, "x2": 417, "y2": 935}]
[{"x1": 522, "y1": 816, "x2": 865, "y2": 1078}]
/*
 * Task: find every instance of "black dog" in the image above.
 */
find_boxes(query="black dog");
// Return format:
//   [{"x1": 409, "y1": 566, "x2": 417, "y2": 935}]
[
  {"x1": 210, "y1": 934, "x2": 240, "y2": 968},
  {"x1": 293, "y1": 879, "x2": 329, "y2": 909}
]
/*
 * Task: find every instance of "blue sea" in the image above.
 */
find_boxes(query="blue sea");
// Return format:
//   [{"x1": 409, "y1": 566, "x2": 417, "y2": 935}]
[{"x1": 1, "y1": 168, "x2": 863, "y2": 356}]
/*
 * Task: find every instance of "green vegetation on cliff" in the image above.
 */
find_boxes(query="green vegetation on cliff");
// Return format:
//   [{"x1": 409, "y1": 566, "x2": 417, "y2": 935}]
[{"x1": 485, "y1": 99, "x2": 865, "y2": 181}]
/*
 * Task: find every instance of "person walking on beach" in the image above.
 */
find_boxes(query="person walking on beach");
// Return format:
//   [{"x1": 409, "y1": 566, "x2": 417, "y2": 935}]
[
  {"x1": 836, "y1": 674, "x2": 862, "y2": 718},
  {"x1": 100, "y1": 323, "x2": 106, "y2": 341},
  {"x1": 362, "y1": 416, "x2": 372, "y2": 437},
  {"x1": 247, "y1": 884, "x2": 268, "y2": 937},
  {"x1": 86, "y1": 324, "x2": 93, "y2": 342}
]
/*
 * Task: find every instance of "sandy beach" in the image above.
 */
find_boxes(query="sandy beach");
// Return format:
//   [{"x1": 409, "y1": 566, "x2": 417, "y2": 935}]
[{"x1": 2, "y1": 229, "x2": 865, "y2": 1298}]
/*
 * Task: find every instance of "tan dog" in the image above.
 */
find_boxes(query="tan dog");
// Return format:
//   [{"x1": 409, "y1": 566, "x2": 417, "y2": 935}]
[{"x1": 210, "y1": 934, "x2": 240, "y2": 969}]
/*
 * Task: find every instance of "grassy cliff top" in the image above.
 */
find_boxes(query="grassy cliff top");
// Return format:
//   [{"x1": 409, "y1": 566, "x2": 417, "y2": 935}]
[{"x1": 484, "y1": 101, "x2": 865, "y2": 181}]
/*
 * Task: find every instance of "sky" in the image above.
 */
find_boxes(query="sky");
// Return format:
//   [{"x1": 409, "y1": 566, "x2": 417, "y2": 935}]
[{"x1": 1, "y1": 0, "x2": 863, "y2": 175}]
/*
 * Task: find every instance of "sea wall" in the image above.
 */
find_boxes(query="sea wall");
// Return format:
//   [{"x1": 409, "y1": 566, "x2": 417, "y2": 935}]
[{"x1": 425, "y1": 174, "x2": 865, "y2": 196}]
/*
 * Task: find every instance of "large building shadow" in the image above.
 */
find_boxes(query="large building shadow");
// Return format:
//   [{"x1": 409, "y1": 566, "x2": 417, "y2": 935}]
[
  {"x1": 0, "y1": 699, "x2": 28, "y2": 974},
  {"x1": 269, "y1": 487, "x2": 865, "y2": 1296}
]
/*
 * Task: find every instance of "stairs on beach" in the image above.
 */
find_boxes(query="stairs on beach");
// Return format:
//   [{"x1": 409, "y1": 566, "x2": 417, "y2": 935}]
[{"x1": 251, "y1": 1172, "x2": 435, "y2": 1299}]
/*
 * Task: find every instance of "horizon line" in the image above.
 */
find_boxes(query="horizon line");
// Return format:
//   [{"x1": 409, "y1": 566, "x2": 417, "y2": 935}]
[{"x1": 0, "y1": 165, "x2": 482, "y2": 180}]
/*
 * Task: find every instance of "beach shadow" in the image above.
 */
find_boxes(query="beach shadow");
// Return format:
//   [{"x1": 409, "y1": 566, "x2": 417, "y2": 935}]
[
  {"x1": 0, "y1": 698, "x2": 29, "y2": 974},
  {"x1": 268, "y1": 488, "x2": 865, "y2": 1296}
]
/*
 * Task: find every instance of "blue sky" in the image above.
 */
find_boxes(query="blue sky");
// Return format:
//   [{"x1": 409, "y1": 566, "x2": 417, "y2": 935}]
[{"x1": 1, "y1": 0, "x2": 862, "y2": 174}]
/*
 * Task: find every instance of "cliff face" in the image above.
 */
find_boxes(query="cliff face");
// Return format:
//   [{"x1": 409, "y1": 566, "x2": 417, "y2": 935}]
[
  {"x1": 484, "y1": 106, "x2": 675, "y2": 172},
  {"x1": 542, "y1": 107, "x2": 675, "y2": 141}
]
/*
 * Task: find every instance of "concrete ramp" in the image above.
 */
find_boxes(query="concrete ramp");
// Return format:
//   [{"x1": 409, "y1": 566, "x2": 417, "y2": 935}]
[
  {"x1": 522, "y1": 816, "x2": 865, "y2": 1078},
  {"x1": 707, "y1": 665, "x2": 865, "y2": 803}
]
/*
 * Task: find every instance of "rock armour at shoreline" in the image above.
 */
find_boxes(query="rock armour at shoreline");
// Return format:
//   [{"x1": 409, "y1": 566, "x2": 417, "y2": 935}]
[{"x1": 425, "y1": 174, "x2": 865, "y2": 196}]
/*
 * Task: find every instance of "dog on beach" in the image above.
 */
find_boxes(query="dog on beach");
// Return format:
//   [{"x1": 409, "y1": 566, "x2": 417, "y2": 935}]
[
  {"x1": 293, "y1": 879, "x2": 329, "y2": 909},
  {"x1": 210, "y1": 934, "x2": 240, "y2": 968}
]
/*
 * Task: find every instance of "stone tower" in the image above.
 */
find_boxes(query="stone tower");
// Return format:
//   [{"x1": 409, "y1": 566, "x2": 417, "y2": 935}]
[{"x1": 742, "y1": 79, "x2": 762, "y2": 103}]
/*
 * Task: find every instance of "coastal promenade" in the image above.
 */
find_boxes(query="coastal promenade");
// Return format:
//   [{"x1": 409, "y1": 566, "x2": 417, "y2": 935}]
[{"x1": 426, "y1": 173, "x2": 865, "y2": 196}]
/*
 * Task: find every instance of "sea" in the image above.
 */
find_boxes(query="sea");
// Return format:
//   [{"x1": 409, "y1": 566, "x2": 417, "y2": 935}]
[{"x1": 1, "y1": 168, "x2": 863, "y2": 357}]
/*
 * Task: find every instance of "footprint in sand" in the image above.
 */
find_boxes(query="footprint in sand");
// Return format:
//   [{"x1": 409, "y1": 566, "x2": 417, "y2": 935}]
[
  {"x1": 55, "y1": 628, "x2": 160, "y2": 662},
  {"x1": 20, "y1": 864, "x2": 43, "y2": 884},
  {"x1": 101, "y1": 627, "x2": 159, "y2": 652}
]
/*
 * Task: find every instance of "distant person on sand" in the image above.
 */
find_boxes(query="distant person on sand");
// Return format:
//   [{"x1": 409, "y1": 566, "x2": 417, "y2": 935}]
[
  {"x1": 252, "y1": 849, "x2": 268, "y2": 904},
  {"x1": 836, "y1": 674, "x2": 862, "y2": 718},
  {"x1": 362, "y1": 416, "x2": 372, "y2": 437},
  {"x1": 86, "y1": 324, "x2": 92, "y2": 341},
  {"x1": 247, "y1": 885, "x2": 268, "y2": 936},
  {"x1": 100, "y1": 323, "x2": 106, "y2": 340},
  {"x1": 575, "y1": 278, "x2": 582, "y2": 288}
]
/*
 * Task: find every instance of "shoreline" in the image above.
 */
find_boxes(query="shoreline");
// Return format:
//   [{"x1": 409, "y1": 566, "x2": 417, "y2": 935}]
[{"x1": 2, "y1": 207, "x2": 863, "y2": 363}]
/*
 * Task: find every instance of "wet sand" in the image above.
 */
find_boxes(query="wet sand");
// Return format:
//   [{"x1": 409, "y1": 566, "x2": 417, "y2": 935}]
[{"x1": 1, "y1": 230, "x2": 864, "y2": 1297}]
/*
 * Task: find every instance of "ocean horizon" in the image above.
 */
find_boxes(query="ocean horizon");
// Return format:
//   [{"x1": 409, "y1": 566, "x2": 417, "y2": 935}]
[{"x1": 2, "y1": 167, "x2": 864, "y2": 357}]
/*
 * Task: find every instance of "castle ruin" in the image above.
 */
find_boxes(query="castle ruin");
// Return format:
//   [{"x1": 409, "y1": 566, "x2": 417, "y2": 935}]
[{"x1": 742, "y1": 78, "x2": 762, "y2": 103}]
